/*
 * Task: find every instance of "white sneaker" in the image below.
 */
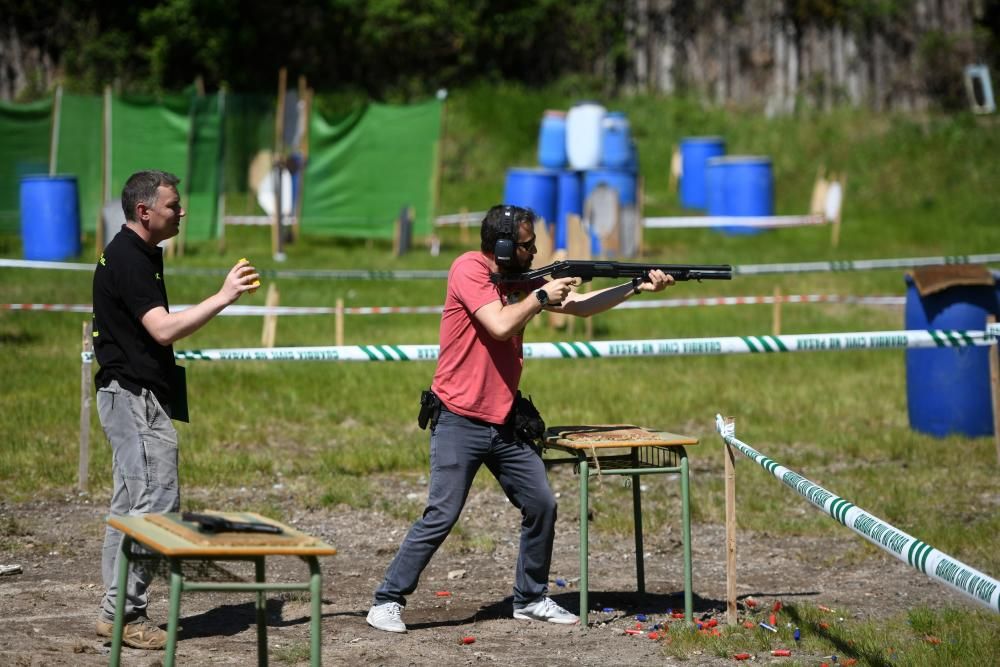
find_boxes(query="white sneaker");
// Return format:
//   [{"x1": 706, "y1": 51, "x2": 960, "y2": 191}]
[
  {"x1": 513, "y1": 597, "x2": 579, "y2": 625},
  {"x1": 367, "y1": 601, "x2": 407, "y2": 633}
]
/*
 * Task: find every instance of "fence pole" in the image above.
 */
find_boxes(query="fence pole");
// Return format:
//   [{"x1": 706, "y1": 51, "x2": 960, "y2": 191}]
[
  {"x1": 724, "y1": 419, "x2": 738, "y2": 624},
  {"x1": 335, "y1": 298, "x2": 344, "y2": 347},
  {"x1": 772, "y1": 286, "x2": 782, "y2": 336},
  {"x1": 79, "y1": 321, "x2": 93, "y2": 491},
  {"x1": 262, "y1": 283, "x2": 280, "y2": 347}
]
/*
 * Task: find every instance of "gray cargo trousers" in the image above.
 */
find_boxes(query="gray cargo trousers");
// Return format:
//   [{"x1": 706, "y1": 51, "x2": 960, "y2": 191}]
[{"x1": 96, "y1": 380, "x2": 180, "y2": 623}]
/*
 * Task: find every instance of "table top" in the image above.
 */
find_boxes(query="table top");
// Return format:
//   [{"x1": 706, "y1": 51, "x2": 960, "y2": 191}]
[
  {"x1": 107, "y1": 512, "x2": 337, "y2": 558},
  {"x1": 543, "y1": 424, "x2": 698, "y2": 451}
]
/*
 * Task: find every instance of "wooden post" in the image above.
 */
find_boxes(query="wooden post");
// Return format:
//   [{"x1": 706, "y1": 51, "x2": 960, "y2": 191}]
[
  {"x1": 989, "y1": 315, "x2": 1000, "y2": 466},
  {"x1": 724, "y1": 431, "x2": 737, "y2": 625},
  {"x1": 636, "y1": 174, "x2": 645, "y2": 258},
  {"x1": 335, "y1": 298, "x2": 345, "y2": 347},
  {"x1": 431, "y1": 91, "x2": 448, "y2": 231},
  {"x1": 97, "y1": 85, "x2": 112, "y2": 256},
  {"x1": 459, "y1": 206, "x2": 469, "y2": 245},
  {"x1": 49, "y1": 84, "x2": 62, "y2": 176},
  {"x1": 216, "y1": 86, "x2": 228, "y2": 254},
  {"x1": 261, "y1": 283, "x2": 280, "y2": 347},
  {"x1": 272, "y1": 67, "x2": 288, "y2": 261},
  {"x1": 291, "y1": 78, "x2": 311, "y2": 243},
  {"x1": 79, "y1": 321, "x2": 93, "y2": 492},
  {"x1": 772, "y1": 285, "x2": 782, "y2": 336},
  {"x1": 178, "y1": 77, "x2": 203, "y2": 259}
]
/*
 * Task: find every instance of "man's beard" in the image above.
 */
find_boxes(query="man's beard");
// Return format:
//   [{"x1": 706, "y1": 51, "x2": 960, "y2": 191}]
[{"x1": 498, "y1": 253, "x2": 532, "y2": 274}]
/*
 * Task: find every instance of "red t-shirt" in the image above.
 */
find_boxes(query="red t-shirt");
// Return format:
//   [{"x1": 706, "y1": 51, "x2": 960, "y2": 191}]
[{"x1": 431, "y1": 252, "x2": 542, "y2": 424}]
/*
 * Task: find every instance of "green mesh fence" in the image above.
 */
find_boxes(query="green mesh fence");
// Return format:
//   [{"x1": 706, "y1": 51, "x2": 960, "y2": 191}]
[
  {"x1": 1, "y1": 94, "x2": 438, "y2": 242},
  {"x1": 0, "y1": 98, "x2": 52, "y2": 233},
  {"x1": 56, "y1": 93, "x2": 102, "y2": 233}
]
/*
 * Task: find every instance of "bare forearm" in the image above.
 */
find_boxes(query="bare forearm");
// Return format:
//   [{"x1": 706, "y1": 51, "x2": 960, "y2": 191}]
[
  {"x1": 143, "y1": 292, "x2": 231, "y2": 345},
  {"x1": 557, "y1": 282, "x2": 634, "y2": 318}
]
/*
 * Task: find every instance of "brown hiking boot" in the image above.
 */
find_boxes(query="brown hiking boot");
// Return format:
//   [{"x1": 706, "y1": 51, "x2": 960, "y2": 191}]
[{"x1": 96, "y1": 616, "x2": 167, "y2": 650}]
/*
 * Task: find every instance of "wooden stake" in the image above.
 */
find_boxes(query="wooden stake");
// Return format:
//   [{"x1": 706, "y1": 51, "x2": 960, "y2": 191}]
[
  {"x1": 97, "y1": 85, "x2": 112, "y2": 256},
  {"x1": 79, "y1": 320, "x2": 93, "y2": 492},
  {"x1": 49, "y1": 84, "x2": 62, "y2": 176},
  {"x1": 261, "y1": 283, "x2": 280, "y2": 347},
  {"x1": 724, "y1": 435, "x2": 737, "y2": 625},
  {"x1": 272, "y1": 67, "x2": 288, "y2": 260},
  {"x1": 459, "y1": 206, "x2": 469, "y2": 245},
  {"x1": 216, "y1": 86, "x2": 228, "y2": 254},
  {"x1": 291, "y1": 80, "x2": 311, "y2": 243},
  {"x1": 772, "y1": 285, "x2": 782, "y2": 336},
  {"x1": 990, "y1": 315, "x2": 1000, "y2": 466},
  {"x1": 335, "y1": 298, "x2": 345, "y2": 347}
]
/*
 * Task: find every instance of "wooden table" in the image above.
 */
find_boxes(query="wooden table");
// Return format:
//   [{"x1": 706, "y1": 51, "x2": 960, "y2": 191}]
[
  {"x1": 107, "y1": 511, "x2": 336, "y2": 667},
  {"x1": 543, "y1": 425, "x2": 697, "y2": 626}
]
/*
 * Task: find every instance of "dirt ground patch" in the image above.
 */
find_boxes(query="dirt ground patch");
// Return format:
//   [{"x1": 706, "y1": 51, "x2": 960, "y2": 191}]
[{"x1": 0, "y1": 470, "x2": 971, "y2": 666}]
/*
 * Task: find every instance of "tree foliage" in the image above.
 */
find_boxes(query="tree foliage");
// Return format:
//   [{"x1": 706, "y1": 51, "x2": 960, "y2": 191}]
[{"x1": 2, "y1": 0, "x2": 623, "y2": 99}]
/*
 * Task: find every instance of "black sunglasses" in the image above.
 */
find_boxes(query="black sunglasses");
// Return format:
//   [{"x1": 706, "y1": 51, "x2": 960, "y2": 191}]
[{"x1": 514, "y1": 236, "x2": 536, "y2": 251}]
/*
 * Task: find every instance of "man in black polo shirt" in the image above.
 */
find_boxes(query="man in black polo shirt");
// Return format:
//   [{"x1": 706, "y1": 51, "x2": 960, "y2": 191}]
[{"x1": 92, "y1": 170, "x2": 259, "y2": 649}]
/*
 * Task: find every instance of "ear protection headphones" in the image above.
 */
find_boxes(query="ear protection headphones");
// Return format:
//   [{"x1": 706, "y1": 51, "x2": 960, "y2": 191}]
[{"x1": 493, "y1": 206, "x2": 517, "y2": 265}]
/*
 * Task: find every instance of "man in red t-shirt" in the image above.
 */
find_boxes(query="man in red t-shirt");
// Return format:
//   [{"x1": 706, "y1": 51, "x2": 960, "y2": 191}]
[{"x1": 368, "y1": 205, "x2": 674, "y2": 632}]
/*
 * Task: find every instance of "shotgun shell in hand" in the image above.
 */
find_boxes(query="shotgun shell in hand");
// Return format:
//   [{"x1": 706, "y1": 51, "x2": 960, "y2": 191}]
[{"x1": 239, "y1": 258, "x2": 260, "y2": 294}]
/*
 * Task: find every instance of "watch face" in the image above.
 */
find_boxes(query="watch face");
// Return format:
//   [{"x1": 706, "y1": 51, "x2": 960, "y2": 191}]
[{"x1": 535, "y1": 289, "x2": 548, "y2": 305}]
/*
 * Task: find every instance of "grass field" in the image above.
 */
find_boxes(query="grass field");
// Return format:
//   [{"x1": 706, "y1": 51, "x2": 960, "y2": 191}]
[{"x1": 1, "y1": 89, "x2": 999, "y2": 660}]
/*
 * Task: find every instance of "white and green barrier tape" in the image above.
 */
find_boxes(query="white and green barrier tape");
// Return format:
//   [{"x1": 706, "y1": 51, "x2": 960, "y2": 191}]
[
  {"x1": 6, "y1": 252, "x2": 999, "y2": 280},
  {"x1": 714, "y1": 415, "x2": 1000, "y2": 613},
  {"x1": 79, "y1": 327, "x2": 995, "y2": 363}
]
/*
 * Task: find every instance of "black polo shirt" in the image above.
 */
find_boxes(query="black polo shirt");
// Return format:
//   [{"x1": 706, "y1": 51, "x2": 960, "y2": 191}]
[{"x1": 93, "y1": 225, "x2": 177, "y2": 414}]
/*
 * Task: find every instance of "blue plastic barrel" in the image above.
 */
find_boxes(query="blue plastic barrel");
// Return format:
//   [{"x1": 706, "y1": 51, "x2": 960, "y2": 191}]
[
  {"x1": 503, "y1": 168, "x2": 557, "y2": 227},
  {"x1": 554, "y1": 170, "x2": 581, "y2": 251},
  {"x1": 679, "y1": 136, "x2": 725, "y2": 209},
  {"x1": 20, "y1": 175, "x2": 81, "y2": 261},
  {"x1": 600, "y1": 112, "x2": 632, "y2": 169},
  {"x1": 537, "y1": 111, "x2": 567, "y2": 169},
  {"x1": 904, "y1": 273, "x2": 999, "y2": 437},
  {"x1": 706, "y1": 156, "x2": 773, "y2": 235}
]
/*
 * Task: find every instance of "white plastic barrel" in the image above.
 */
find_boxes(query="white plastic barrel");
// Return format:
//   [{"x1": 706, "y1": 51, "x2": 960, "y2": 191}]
[{"x1": 565, "y1": 101, "x2": 605, "y2": 170}]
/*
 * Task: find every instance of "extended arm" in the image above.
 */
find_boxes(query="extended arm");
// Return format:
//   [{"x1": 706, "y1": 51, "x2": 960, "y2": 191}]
[
  {"x1": 141, "y1": 260, "x2": 258, "y2": 346},
  {"x1": 556, "y1": 269, "x2": 674, "y2": 317}
]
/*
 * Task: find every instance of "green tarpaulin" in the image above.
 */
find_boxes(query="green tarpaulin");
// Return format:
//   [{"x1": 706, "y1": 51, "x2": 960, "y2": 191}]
[
  {"x1": 0, "y1": 98, "x2": 52, "y2": 233},
  {"x1": 302, "y1": 99, "x2": 441, "y2": 239},
  {"x1": 0, "y1": 93, "x2": 440, "y2": 243},
  {"x1": 55, "y1": 93, "x2": 102, "y2": 234}
]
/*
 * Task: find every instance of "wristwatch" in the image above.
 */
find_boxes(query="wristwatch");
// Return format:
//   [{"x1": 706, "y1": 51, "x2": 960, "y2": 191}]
[
  {"x1": 534, "y1": 289, "x2": 549, "y2": 306},
  {"x1": 631, "y1": 276, "x2": 644, "y2": 295}
]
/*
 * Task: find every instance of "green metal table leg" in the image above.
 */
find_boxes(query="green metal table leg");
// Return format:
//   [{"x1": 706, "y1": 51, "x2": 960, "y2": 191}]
[
  {"x1": 681, "y1": 451, "x2": 693, "y2": 623},
  {"x1": 578, "y1": 456, "x2": 589, "y2": 627},
  {"x1": 164, "y1": 558, "x2": 183, "y2": 667},
  {"x1": 632, "y1": 472, "x2": 645, "y2": 595},
  {"x1": 306, "y1": 557, "x2": 322, "y2": 667},
  {"x1": 255, "y1": 557, "x2": 268, "y2": 666},
  {"x1": 109, "y1": 535, "x2": 132, "y2": 667}
]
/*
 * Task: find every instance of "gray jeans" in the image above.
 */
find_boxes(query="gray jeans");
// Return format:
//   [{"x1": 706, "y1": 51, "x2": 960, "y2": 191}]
[
  {"x1": 97, "y1": 380, "x2": 180, "y2": 622},
  {"x1": 374, "y1": 406, "x2": 557, "y2": 607}
]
